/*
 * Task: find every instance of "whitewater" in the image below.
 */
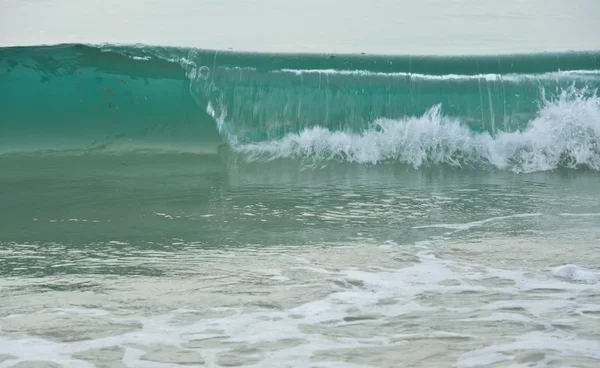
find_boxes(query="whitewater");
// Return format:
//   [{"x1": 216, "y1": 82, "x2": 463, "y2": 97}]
[{"x1": 228, "y1": 89, "x2": 600, "y2": 172}]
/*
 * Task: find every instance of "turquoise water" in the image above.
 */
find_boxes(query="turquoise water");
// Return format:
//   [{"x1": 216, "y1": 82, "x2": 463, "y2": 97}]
[
  {"x1": 1, "y1": 41, "x2": 600, "y2": 367},
  {"x1": 2, "y1": 44, "x2": 600, "y2": 171}
]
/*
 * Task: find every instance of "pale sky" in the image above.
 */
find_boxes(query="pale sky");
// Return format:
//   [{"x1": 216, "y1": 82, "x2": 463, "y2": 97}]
[{"x1": 1, "y1": 0, "x2": 598, "y2": 54}]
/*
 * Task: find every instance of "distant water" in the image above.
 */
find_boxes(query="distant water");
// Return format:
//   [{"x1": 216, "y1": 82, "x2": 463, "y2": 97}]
[{"x1": 1, "y1": 2, "x2": 600, "y2": 367}]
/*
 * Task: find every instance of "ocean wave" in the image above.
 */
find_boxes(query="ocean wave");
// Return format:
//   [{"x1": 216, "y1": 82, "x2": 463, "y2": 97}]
[
  {"x1": 228, "y1": 87, "x2": 600, "y2": 173},
  {"x1": 2, "y1": 43, "x2": 600, "y2": 168}
]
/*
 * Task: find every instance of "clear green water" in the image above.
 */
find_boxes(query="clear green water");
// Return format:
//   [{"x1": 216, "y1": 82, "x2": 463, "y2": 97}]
[{"x1": 1, "y1": 41, "x2": 600, "y2": 367}]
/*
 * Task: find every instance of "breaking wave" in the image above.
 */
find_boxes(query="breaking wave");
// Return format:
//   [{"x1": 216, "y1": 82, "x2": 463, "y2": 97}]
[
  {"x1": 1, "y1": 43, "x2": 600, "y2": 172},
  {"x1": 228, "y1": 87, "x2": 600, "y2": 173}
]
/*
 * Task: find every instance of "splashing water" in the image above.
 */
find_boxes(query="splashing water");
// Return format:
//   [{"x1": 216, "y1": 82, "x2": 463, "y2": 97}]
[{"x1": 226, "y1": 87, "x2": 600, "y2": 173}]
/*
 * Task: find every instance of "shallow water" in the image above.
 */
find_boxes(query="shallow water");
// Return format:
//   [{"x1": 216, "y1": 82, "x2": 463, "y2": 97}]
[{"x1": 1, "y1": 156, "x2": 600, "y2": 367}]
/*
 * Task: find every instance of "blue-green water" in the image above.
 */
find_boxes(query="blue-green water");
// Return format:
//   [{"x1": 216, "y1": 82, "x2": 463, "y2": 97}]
[
  {"x1": 2, "y1": 44, "x2": 600, "y2": 171},
  {"x1": 1, "y1": 42, "x2": 600, "y2": 367}
]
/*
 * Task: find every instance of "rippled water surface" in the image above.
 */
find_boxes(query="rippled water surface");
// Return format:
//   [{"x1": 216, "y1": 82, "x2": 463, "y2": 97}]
[{"x1": 1, "y1": 155, "x2": 599, "y2": 367}]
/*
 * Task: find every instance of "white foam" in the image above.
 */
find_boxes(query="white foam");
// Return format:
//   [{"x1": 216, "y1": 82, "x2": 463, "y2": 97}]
[
  {"x1": 276, "y1": 68, "x2": 600, "y2": 83},
  {"x1": 49, "y1": 218, "x2": 100, "y2": 223},
  {"x1": 108, "y1": 240, "x2": 129, "y2": 245},
  {"x1": 456, "y1": 331, "x2": 600, "y2": 368},
  {"x1": 455, "y1": 351, "x2": 513, "y2": 368},
  {"x1": 48, "y1": 308, "x2": 111, "y2": 316},
  {"x1": 229, "y1": 87, "x2": 600, "y2": 173},
  {"x1": 413, "y1": 213, "x2": 543, "y2": 232},
  {"x1": 553, "y1": 264, "x2": 600, "y2": 284},
  {"x1": 257, "y1": 268, "x2": 291, "y2": 282},
  {"x1": 0, "y1": 338, "x2": 97, "y2": 368},
  {"x1": 459, "y1": 312, "x2": 532, "y2": 323},
  {"x1": 1, "y1": 245, "x2": 599, "y2": 367},
  {"x1": 560, "y1": 212, "x2": 600, "y2": 217}
]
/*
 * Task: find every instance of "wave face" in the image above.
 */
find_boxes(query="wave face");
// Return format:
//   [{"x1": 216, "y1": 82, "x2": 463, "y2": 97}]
[{"x1": 1, "y1": 43, "x2": 600, "y2": 172}]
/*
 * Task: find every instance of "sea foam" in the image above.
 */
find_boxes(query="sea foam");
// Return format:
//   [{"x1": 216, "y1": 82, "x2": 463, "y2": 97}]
[{"x1": 225, "y1": 87, "x2": 600, "y2": 173}]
